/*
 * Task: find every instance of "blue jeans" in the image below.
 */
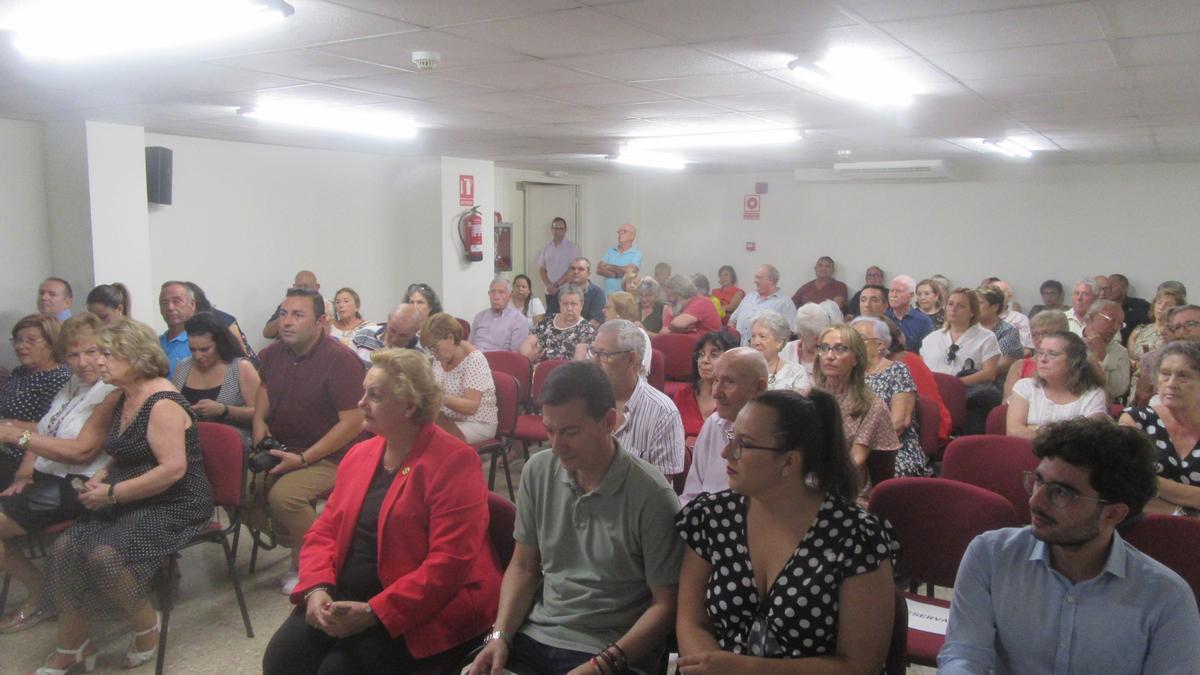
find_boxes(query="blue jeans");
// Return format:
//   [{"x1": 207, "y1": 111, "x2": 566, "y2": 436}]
[{"x1": 505, "y1": 633, "x2": 593, "y2": 675}]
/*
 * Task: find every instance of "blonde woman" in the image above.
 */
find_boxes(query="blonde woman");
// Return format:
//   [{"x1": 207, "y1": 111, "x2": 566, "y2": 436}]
[
  {"x1": 916, "y1": 278, "x2": 947, "y2": 330},
  {"x1": 604, "y1": 291, "x2": 652, "y2": 374}
]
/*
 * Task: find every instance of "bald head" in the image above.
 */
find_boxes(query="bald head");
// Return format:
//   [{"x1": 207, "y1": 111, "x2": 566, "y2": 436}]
[
  {"x1": 294, "y1": 270, "x2": 319, "y2": 291},
  {"x1": 713, "y1": 347, "x2": 769, "y2": 421},
  {"x1": 385, "y1": 303, "x2": 422, "y2": 348}
]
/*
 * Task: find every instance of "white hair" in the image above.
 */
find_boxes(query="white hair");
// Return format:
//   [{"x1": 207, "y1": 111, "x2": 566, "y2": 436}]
[
  {"x1": 794, "y1": 303, "x2": 832, "y2": 344},
  {"x1": 598, "y1": 318, "x2": 646, "y2": 363},
  {"x1": 891, "y1": 275, "x2": 916, "y2": 295},
  {"x1": 850, "y1": 316, "x2": 892, "y2": 351},
  {"x1": 751, "y1": 310, "x2": 791, "y2": 342},
  {"x1": 490, "y1": 276, "x2": 511, "y2": 291}
]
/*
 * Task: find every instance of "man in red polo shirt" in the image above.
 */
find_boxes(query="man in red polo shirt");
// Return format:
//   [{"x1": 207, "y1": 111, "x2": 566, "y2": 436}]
[{"x1": 791, "y1": 256, "x2": 849, "y2": 310}]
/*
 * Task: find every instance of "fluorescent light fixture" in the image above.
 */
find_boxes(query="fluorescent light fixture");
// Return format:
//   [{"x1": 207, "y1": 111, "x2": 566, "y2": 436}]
[
  {"x1": 610, "y1": 151, "x2": 687, "y2": 170},
  {"x1": 626, "y1": 129, "x2": 802, "y2": 151},
  {"x1": 787, "y1": 48, "x2": 916, "y2": 107},
  {"x1": 12, "y1": 0, "x2": 294, "y2": 61},
  {"x1": 983, "y1": 138, "x2": 1033, "y2": 159},
  {"x1": 239, "y1": 101, "x2": 418, "y2": 140}
]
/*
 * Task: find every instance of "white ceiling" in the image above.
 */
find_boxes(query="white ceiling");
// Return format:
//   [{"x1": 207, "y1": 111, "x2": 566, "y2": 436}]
[{"x1": 1, "y1": 0, "x2": 1198, "y2": 171}]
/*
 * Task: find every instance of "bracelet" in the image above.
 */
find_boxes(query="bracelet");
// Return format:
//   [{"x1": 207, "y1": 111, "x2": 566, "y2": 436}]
[
  {"x1": 590, "y1": 656, "x2": 605, "y2": 675},
  {"x1": 219, "y1": 404, "x2": 230, "y2": 420},
  {"x1": 17, "y1": 430, "x2": 32, "y2": 450},
  {"x1": 604, "y1": 643, "x2": 628, "y2": 673},
  {"x1": 302, "y1": 585, "x2": 331, "y2": 601},
  {"x1": 299, "y1": 452, "x2": 309, "y2": 467},
  {"x1": 107, "y1": 482, "x2": 118, "y2": 505}
]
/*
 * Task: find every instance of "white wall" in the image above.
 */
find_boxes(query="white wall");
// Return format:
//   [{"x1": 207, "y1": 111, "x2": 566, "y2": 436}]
[
  {"x1": 0, "y1": 119, "x2": 52, "y2": 366},
  {"x1": 439, "y1": 157, "x2": 495, "y2": 320},
  {"x1": 579, "y1": 163, "x2": 1200, "y2": 310}
]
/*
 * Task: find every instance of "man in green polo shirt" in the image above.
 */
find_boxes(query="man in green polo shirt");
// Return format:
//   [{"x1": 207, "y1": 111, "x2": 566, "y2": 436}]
[{"x1": 468, "y1": 362, "x2": 681, "y2": 675}]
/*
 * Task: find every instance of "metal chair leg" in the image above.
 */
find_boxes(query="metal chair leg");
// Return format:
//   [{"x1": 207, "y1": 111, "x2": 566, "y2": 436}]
[
  {"x1": 220, "y1": 535, "x2": 255, "y2": 638},
  {"x1": 155, "y1": 556, "x2": 178, "y2": 675}
]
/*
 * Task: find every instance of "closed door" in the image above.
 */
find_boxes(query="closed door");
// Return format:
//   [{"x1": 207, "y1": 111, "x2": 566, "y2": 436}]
[{"x1": 524, "y1": 183, "x2": 580, "y2": 299}]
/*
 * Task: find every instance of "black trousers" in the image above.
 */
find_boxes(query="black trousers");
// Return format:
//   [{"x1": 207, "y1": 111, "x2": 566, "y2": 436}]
[{"x1": 545, "y1": 293, "x2": 560, "y2": 315}]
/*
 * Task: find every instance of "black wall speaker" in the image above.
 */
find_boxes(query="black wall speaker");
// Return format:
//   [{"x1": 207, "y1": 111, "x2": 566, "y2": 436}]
[{"x1": 146, "y1": 146, "x2": 173, "y2": 205}]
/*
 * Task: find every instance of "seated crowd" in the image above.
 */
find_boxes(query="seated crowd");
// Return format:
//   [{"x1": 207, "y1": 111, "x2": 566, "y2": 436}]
[{"x1": 0, "y1": 226, "x2": 1197, "y2": 674}]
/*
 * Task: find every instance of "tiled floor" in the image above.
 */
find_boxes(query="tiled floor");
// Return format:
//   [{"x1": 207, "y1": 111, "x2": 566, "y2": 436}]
[{"x1": 1, "y1": 448, "x2": 938, "y2": 674}]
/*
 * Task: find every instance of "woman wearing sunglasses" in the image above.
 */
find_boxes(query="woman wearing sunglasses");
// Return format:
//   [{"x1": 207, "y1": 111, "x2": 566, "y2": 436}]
[
  {"x1": 920, "y1": 288, "x2": 1003, "y2": 435},
  {"x1": 675, "y1": 389, "x2": 898, "y2": 674}
]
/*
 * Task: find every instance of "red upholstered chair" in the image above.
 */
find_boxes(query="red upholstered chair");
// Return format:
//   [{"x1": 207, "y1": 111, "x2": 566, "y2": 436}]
[
  {"x1": 155, "y1": 422, "x2": 255, "y2": 674},
  {"x1": 1109, "y1": 403, "x2": 1125, "y2": 419},
  {"x1": 512, "y1": 359, "x2": 569, "y2": 456},
  {"x1": 649, "y1": 348, "x2": 666, "y2": 393},
  {"x1": 1123, "y1": 514, "x2": 1200, "y2": 609},
  {"x1": 474, "y1": 372, "x2": 519, "y2": 499},
  {"x1": 651, "y1": 333, "x2": 700, "y2": 396},
  {"x1": 455, "y1": 317, "x2": 471, "y2": 341},
  {"x1": 940, "y1": 435, "x2": 1039, "y2": 523},
  {"x1": 484, "y1": 350, "x2": 532, "y2": 409},
  {"x1": 932, "y1": 373, "x2": 966, "y2": 436},
  {"x1": 916, "y1": 396, "x2": 941, "y2": 461},
  {"x1": 985, "y1": 404, "x2": 1008, "y2": 436},
  {"x1": 486, "y1": 492, "x2": 517, "y2": 570},
  {"x1": 867, "y1": 477, "x2": 1019, "y2": 667},
  {"x1": 867, "y1": 450, "x2": 896, "y2": 487}
]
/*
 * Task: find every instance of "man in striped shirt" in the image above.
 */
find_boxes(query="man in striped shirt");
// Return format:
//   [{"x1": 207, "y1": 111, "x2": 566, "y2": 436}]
[{"x1": 590, "y1": 320, "x2": 685, "y2": 478}]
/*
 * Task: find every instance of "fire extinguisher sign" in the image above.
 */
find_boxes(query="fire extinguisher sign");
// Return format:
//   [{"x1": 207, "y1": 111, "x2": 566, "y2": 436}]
[
  {"x1": 459, "y1": 175, "x2": 475, "y2": 206},
  {"x1": 743, "y1": 194, "x2": 760, "y2": 220}
]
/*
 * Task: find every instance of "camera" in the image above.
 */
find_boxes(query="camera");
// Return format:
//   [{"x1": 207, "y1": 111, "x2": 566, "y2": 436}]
[{"x1": 248, "y1": 436, "x2": 289, "y2": 473}]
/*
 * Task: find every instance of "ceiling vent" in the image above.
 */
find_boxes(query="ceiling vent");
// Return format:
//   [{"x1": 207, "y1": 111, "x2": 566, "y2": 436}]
[{"x1": 832, "y1": 159, "x2": 953, "y2": 181}]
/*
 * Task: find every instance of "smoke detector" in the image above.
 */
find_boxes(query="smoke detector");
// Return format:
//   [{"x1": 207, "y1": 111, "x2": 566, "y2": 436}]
[{"x1": 411, "y1": 51, "x2": 441, "y2": 71}]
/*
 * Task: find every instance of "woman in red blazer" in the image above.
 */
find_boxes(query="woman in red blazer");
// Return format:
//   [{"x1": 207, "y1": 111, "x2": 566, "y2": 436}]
[{"x1": 263, "y1": 348, "x2": 502, "y2": 674}]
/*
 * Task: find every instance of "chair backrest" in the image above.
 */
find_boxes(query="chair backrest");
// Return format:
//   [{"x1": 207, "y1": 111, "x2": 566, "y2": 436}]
[
  {"x1": 651, "y1": 333, "x2": 700, "y2": 381},
  {"x1": 456, "y1": 317, "x2": 471, "y2": 341},
  {"x1": 1109, "y1": 403, "x2": 1125, "y2": 420},
  {"x1": 932, "y1": 373, "x2": 966, "y2": 434},
  {"x1": 886, "y1": 587, "x2": 909, "y2": 675},
  {"x1": 941, "y1": 435, "x2": 1039, "y2": 523},
  {"x1": 196, "y1": 421, "x2": 247, "y2": 509},
  {"x1": 489, "y1": 371, "x2": 519, "y2": 437},
  {"x1": 867, "y1": 450, "x2": 895, "y2": 487},
  {"x1": 486, "y1": 492, "x2": 517, "y2": 570},
  {"x1": 985, "y1": 403, "x2": 1008, "y2": 435},
  {"x1": 648, "y1": 348, "x2": 666, "y2": 393},
  {"x1": 916, "y1": 396, "x2": 941, "y2": 459},
  {"x1": 531, "y1": 359, "x2": 569, "y2": 408},
  {"x1": 868, "y1": 477, "x2": 1019, "y2": 587},
  {"x1": 484, "y1": 351, "x2": 532, "y2": 405},
  {"x1": 1123, "y1": 514, "x2": 1200, "y2": 609}
]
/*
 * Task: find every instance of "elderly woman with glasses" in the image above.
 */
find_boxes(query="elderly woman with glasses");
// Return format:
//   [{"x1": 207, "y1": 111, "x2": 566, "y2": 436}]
[
  {"x1": 1127, "y1": 287, "x2": 1185, "y2": 392},
  {"x1": 920, "y1": 288, "x2": 1003, "y2": 435},
  {"x1": 851, "y1": 316, "x2": 931, "y2": 477},
  {"x1": 1003, "y1": 310, "x2": 1070, "y2": 400},
  {"x1": 676, "y1": 389, "x2": 898, "y2": 673},
  {"x1": 520, "y1": 285, "x2": 596, "y2": 363},
  {"x1": 1006, "y1": 331, "x2": 1108, "y2": 439},
  {"x1": 748, "y1": 310, "x2": 810, "y2": 393},
  {"x1": 0, "y1": 315, "x2": 72, "y2": 490}
]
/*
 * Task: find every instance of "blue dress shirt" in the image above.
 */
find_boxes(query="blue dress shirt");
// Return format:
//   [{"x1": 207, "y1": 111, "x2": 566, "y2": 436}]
[
  {"x1": 159, "y1": 331, "x2": 190, "y2": 380},
  {"x1": 938, "y1": 526, "x2": 1200, "y2": 675},
  {"x1": 886, "y1": 307, "x2": 934, "y2": 352}
]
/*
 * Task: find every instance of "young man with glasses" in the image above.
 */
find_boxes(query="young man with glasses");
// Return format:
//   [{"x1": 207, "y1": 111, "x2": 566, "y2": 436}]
[
  {"x1": 939, "y1": 417, "x2": 1200, "y2": 674},
  {"x1": 590, "y1": 320, "x2": 684, "y2": 478}
]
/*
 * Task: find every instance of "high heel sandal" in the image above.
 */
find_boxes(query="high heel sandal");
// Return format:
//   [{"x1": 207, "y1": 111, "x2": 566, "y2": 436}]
[
  {"x1": 34, "y1": 639, "x2": 96, "y2": 675},
  {"x1": 122, "y1": 611, "x2": 160, "y2": 669}
]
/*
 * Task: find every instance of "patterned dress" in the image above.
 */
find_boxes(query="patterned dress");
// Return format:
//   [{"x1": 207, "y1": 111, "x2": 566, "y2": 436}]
[
  {"x1": 46, "y1": 391, "x2": 213, "y2": 619},
  {"x1": 1124, "y1": 406, "x2": 1200, "y2": 487},
  {"x1": 866, "y1": 361, "x2": 931, "y2": 477},
  {"x1": 0, "y1": 364, "x2": 73, "y2": 464},
  {"x1": 532, "y1": 314, "x2": 596, "y2": 362},
  {"x1": 676, "y1": 491, "x2": 898, "y2": 658}
]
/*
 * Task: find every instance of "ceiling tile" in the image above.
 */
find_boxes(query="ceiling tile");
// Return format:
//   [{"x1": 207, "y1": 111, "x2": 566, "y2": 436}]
[
  {"x1": 313, "y1": 30, "x2": 529, "y2": 69},
  {"x1": 991, "y1": 88, "x2": 1141, "y2": 113},
  {"x1": 928, "y1": 41, "x2": 1118, "y2": 80},
  {"x1": 837, "y1": 0, "x2": 1066, "y2": 23},
  {"x1": 632, "y1": 72, "x2": 798, "y2": 98},
  {"x1": 528, "y1": 82, "x2": 675, "y2": 106},
  {"x1": 964, "y1": 69, "x2": 1132, "y2": 98},
  {"x1": 207, "y1": 49, "x2": 400, "y2": 82},
  {"x1": 329, "y1": 71, "x2": 497, "y2": 98},
  {"x1": 695, "y1": 91, "x2": 817, "y2": 112},
  {"x1": 1113, "y1": 33, "x2": 1200, "y2": 66},
  {"x1": 324, "y1": 0, "x2": 580, "y2": 27},
  {"x1": 431, "y1": 61, "x2": 606, "y2": 90},
  {"x1": 548, "y1": 46, "x2": 746, "y2": 81},
  {"x1": 652, "y1": 112, "x2": 795, "y2": 132},
  {"x1": 596, "y1": 0, "x2": 855, "y2": 42},
  {"x1": 215, "y1": 0, "x2": 422, "y2": 54},
  {"x1": 606, "y1": 98, "x2": 731, "y2": 119},
  {"x1": 1128, "y1": 63, "x2": 1200, "y2": 89},
  {"x1": 878, "y1": 3, "x2": 1107, "y2": 55},
  {"x1": 1095, "y1": 0, "x2": 1200, "y2": 38},
  {"x1": 444, "y1": 8, "x2": 673, "y2": 58},
  {"x1": 254, "y1": 83, "x2": 403, "y2": 105},
  {"x1": 696, "y1": 26, "x2": 913, "y2": 72}
]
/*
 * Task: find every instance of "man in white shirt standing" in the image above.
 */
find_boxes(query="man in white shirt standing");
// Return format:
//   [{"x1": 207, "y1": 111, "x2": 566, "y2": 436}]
[
  {"x1": 728, "y1": 264, "x2": 796, "y2": 346},
  {"x1": 536, "y1": 217, "x2": 580, "y2": 315}
]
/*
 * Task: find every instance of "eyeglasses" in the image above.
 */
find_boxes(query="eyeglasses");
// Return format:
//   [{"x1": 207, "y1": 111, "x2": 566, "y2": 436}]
[
  {"x1": 815, "y1": 343, "x2": 851, "y2": 355},
  {"x1": 945, "y1": 343, "x2": 961, "y2": 365},
  {"x1": 588, "y1": 347, "x2": 631, "y2": 362},
  {"x1": 569, "y1": 266, "x2": 588, "y2": 272},
  {"x1": 10, "y1": 337, "x2": 46, "y2": 347},
  {"x1": 1033, "y1": 349, "x2": 1064, "y2": 360},
  {"x1": 1169, "y1": 320, "x2": 1200, "y2": 334},
  {"x1": 1022, "y1": 471, "x2": 1111, "y2": 510},
  {"x1": 724, "y1": 428, "x2": 786, "y2": 460},
  {"x1": 697, "y1": 351, "x2": 723, "y2": 362}
]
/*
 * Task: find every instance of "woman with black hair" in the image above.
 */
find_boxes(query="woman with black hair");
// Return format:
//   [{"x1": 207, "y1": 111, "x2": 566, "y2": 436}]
[
  {"x1": 171, "y1": 312, "x2": 259, "y2": 429},
  {"x1": 405, "y1": 283, "x2": 443, "y2": 321},
  {"x1": 672, "y1": 331, "x2": 738, "y2": 438},
  {"x1": 85, "y1": 283, "x2": 131, "y2": 324},
  {"x1": 676, "y1": 389, "x2": 898, "y2": 673},
  {"x1": 183, "y1": 281, "x2": 257, "y2": 362}
]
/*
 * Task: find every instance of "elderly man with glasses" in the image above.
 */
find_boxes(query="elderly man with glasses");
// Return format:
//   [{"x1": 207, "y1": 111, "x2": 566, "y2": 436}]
[
  {"x1": 1081, "y1": 299, "x2": 1129, "y2": 401},
  {"x1": 939, "y1": 417, "x2": 1200, "y2": 674},
  {"x1": 1130, "y1": 304, "x2": 1200, "y2": 406}
]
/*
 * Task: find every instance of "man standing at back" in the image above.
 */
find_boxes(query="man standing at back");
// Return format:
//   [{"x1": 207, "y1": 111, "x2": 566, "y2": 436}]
[
  {"x1": 536, "y1": 217, "x2": 579, "y2": 315},
  {"x1": 939, "y1": 417, "x2": 1200, "y2": 674},
  {"x1": 597, "y1": 223, "x2": 643, "y2": 296},
  {"x1": 468, "y1": 361, "x2": 681, "y2": 675},
  {"x1": 728, "y1": 264, "x2": 796, "y2": 346},
  {"x1": 263, "y1": 269, "x2": 325, "y2": 339},
  {"x1": 158, "y1": 280, "x2": 197, "y2": 379}
]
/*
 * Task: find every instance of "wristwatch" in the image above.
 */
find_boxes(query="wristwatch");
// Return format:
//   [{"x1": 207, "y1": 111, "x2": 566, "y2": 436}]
[
  {"x1": 17, "y1": 430, "x2": 32, "y2": 450},
  {"x1": 484, "y1": 630, "x2": 512, "y2": 647}
]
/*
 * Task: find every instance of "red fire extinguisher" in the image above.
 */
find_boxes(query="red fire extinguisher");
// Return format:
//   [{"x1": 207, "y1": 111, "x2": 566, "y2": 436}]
[{"x1": 457, "y1": 205, "x2": 483, "y2": 262}]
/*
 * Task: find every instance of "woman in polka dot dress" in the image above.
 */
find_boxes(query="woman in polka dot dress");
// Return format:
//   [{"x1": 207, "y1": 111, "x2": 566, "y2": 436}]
[
  {"x1": 1120, "y1": 339, "x2": 1200, "y2": 516},
  {"x1": 0, "y1": 315, "x2": 72, "y2": 489},
  {"x1": 675, "y1": 389, "x2": 899, "y2": 673}
]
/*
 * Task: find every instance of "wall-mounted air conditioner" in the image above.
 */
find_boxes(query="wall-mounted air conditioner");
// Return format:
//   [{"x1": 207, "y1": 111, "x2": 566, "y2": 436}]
[{"x1": 831, "y1": 159, "x2": 954, "y2": 181}]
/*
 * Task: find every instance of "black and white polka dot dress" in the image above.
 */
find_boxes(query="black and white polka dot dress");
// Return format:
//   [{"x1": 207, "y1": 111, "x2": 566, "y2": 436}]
[
  {"x1": 0, "y1": 364, "x2": 72, "y2": 462},
  {"x1": 1124, "y1": 406, "x2": 1200, "y2": 485},
  {"x1": 45, "y1": 391, "x2": 214, "y2": 620},
  {"x1": 675, "y1": 490, "x2": 899, "y2": 659}
]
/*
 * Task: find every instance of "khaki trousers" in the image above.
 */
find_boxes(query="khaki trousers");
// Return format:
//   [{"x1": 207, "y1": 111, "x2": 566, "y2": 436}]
[{"x1": 244, "y1": 459, "x2": 337, "y2": 549}]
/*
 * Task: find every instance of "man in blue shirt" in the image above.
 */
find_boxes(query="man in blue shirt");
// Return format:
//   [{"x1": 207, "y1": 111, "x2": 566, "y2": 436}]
[
  {"x1": 596, "y1": 223, "x2": 642, "y2": 295},
  {"x1": 939, "y1": 418, "x2": 1200, "y2": 675},
  {"x1": 158, "y1": 280, "x2": 196, "y2": 379},
  {"x1": 886, "y1": 274, "x2": 933, "y2": 352},
  {"x1": 37, "y1": 277, "x2": 73, "y2": 322}
]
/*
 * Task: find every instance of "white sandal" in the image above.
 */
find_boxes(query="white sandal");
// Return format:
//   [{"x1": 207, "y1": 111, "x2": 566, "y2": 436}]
[
  {"x1": 122, "y1": 611, "x2": 160, "y2": 669},
  {"x1": 34, "y1": 639, "x2": 96, "y2": 675}
]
